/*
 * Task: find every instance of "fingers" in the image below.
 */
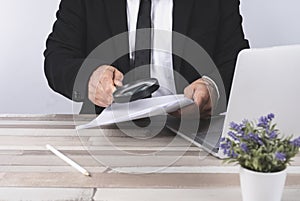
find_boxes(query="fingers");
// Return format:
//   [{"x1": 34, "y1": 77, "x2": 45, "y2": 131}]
[
  {"x1": 88, "y1": 75, "x2": 112, "y2": 107},
  {"x1": 183, "y1": 79, "x2": 212, "y2": 118},
  {"x1": 113, "y1": 69, "x2": 124, "y2": 87},
  {"x1": 193, "y1": 85, "x2": 210, "y2": 110},
  {"x1": 184, "y1": 85, "x2": 195, "y2": 99},
  {"x1": 99, "y1": 68, "x2": 116, "y2": 96},
  {"x1": 88, "y1": 65, "x2": 124, "y2": 107},
  {"x1": 88, "y1": 83, "x2": 112, "y2": 107},
  {"x1": 184, "y1": 81, "x2": 210, "y2": 108}
]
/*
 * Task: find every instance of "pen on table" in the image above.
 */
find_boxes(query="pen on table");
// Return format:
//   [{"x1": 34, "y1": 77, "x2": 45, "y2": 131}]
[{"x1": 46, "y1": 144, "x2": 90, "y2": 177}]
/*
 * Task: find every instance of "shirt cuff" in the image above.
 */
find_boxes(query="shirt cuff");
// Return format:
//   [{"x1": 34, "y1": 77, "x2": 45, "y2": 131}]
[{"x1": 202, "y1": 75, "x2": 220, "y2": 101}]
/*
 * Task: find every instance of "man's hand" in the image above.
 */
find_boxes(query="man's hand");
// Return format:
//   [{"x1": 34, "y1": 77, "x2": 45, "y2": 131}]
[
  {"x1": 88, "y1": 65, "x2": 123, "y2": 107},
  {"x1": 176, "y1": 78, "x2": 218, "y2": 119}
]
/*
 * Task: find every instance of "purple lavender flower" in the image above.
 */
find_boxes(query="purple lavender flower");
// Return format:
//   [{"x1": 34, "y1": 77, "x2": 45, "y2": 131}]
[
  {"x1": 248, "y1": 132, "x2": 264, "y2": 145},
  {"x1": 257, "y1": 116, "x2": 269, "y2": 128},
  {"x1": 275, "y1": 152, "x2": 286, "y2": 162},
  {"x1": 267, "y1": 113, "x2": 275, "y2": 121},
  {"x1": 220, "y1": 138, "x2": 232, "y2": 156},
  {"x1": 290, "y1": 136, "x2": 300, "y2": 147},
  {"x1": 241, "y1": 133, "x2": 250, "y2": 140},
  {"x1": 229, "y1": 122, "x2": 245, "y2": 135},
  {"x1": 228, "y1": 131, "x2": 239, "y2": 141},
  {"x1": 230, "y1": 150, "x2": 238, "y2": 158},
  {"x1": 240, "y1": 143, "x2": 248, "y2": 153},
  {"x1": 268, "y1": 131, "x2": 277, "y2": 139},
  {"x1": 230, "y1": 122, "x2": 240, "y2": 130},
  {"x1": 266, "y1": 128, "x2": 277, "y2": 139},
  {"x1": 257, "y1": 113, "x2": 275, "y2": 128}
]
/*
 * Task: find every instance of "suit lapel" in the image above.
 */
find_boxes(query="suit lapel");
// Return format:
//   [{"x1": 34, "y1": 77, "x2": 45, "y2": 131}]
[
  {"x1": 173, "y1": 0, "x2": 195, "y2": 73},
  {"x1": 173, "y1": 0, "x2": 194, "y2": 35},
  {"x1": 103, "y1": 0, "x2": 130, "y2": 73},
  {"x1": 103, "y1": 0, "x2": 128, "y2": 36}
]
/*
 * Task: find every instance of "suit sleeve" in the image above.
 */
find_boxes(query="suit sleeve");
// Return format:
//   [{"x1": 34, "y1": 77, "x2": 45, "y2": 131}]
[
  {"x1": 211, "y1": 0, "x2": 249, "y2": 112},
  {"x1": 44, "y1": 0, "x2": 103, "y2": 102}
]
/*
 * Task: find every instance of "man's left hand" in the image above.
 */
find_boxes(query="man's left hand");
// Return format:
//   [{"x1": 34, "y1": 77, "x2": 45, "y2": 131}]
[{"x1": 179, "y1": 78, "x2": 218, "y2": 119}]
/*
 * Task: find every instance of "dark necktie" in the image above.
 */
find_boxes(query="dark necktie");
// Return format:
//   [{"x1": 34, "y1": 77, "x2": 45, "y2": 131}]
[
  {"x1": 131, "y1": 0, "x2": 152, "y2": 127},
  {"x1": 133, "y1": 0, "x2": 152, "y2": 78}
]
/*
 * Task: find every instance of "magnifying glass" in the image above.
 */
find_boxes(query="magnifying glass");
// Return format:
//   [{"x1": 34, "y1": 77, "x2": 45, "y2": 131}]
[{"x1": 113, "y1": 78, "x2": 159, "y2": 103}]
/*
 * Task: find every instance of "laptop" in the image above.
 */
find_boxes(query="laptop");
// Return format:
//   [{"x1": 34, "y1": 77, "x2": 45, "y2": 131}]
[{"x1": 166, "y1": 45, "x2": 300, "y2": 158}]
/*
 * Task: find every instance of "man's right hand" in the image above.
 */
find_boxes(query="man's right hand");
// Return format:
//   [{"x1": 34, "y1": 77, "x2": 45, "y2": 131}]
[{"x1": 88, "y1": 65, "x2": 124, "y2": 107}]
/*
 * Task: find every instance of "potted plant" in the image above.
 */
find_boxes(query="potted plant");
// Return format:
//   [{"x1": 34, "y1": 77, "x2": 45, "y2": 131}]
[{"x1": 220, "y1": 113, "x2": 300, "y2": 201}]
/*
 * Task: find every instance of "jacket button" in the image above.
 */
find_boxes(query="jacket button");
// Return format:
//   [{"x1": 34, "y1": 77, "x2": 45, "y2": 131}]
[{"x1": 73, "y1": 91, "x2": 83, "y2": 101}]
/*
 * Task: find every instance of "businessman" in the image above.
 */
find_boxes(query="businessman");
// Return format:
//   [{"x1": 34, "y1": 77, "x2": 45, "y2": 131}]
[{"x1": 44, "y1": 0, "x2": 249, "y2": 116}]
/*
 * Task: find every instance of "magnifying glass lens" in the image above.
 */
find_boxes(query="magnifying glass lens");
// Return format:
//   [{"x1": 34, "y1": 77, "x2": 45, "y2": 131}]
[{"x1": 113, "y1": 78, "x2": 159, "y2": 103}]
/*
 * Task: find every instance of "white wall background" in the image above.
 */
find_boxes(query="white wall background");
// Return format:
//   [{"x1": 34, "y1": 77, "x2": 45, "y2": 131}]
[
  {"x1": 0, "y1": 0, "x2": 81, "y2": 114},
  {"x1": 0, "y1": 0, "x2": 299, "y2": 114},
  {"x1": 241, "y1": 0, "x2": 300, "y2": 48}
]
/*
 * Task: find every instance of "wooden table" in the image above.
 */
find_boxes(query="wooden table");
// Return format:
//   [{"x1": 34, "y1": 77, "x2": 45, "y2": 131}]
[{"x1": 0, "y1": 115, "x2": 299, "y2": 201}]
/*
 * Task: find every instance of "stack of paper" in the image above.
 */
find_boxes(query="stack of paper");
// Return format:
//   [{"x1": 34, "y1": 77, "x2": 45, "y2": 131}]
[{"x1": 76, "y1": 94, "x2": 193, "y2": 130}]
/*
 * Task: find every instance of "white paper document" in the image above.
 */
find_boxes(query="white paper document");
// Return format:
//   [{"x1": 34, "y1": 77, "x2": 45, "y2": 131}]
[{"x1": 76, "y1": 94, "x2": 193, "y2": 130}]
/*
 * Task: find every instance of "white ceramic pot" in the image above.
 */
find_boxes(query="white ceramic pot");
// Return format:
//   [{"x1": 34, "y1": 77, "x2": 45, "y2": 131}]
[{"x1": 239, "y1": 166, "x2": 287, "y2": 201}]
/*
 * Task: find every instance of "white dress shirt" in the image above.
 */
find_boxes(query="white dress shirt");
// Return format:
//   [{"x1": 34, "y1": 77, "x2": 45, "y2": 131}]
[
  {"x1": 127, "y1": 0, "x2": 176, "y2": 96},
  {"x1": 126, "y1": 0, "x2": 220, "y2": 99}
]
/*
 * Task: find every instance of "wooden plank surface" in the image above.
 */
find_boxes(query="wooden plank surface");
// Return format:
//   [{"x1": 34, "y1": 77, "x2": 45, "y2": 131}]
[
  {"x1": 0, "y1": 188, "x2": 95, "y2": 201},
  {"x1": 0, "y1": 187, "x2": 299, "y2": 201},
  {"x1": 0, "y1": 115, "x2": 300, "y2": 201},
  {"x1": 93, "y1": 188, "x2": 300, "y2": 201}
]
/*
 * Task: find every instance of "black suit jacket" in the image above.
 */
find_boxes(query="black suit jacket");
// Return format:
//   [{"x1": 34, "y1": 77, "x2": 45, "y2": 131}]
[{"x1": 44, "y1": 0, "x2": 249, "y2": 114}]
